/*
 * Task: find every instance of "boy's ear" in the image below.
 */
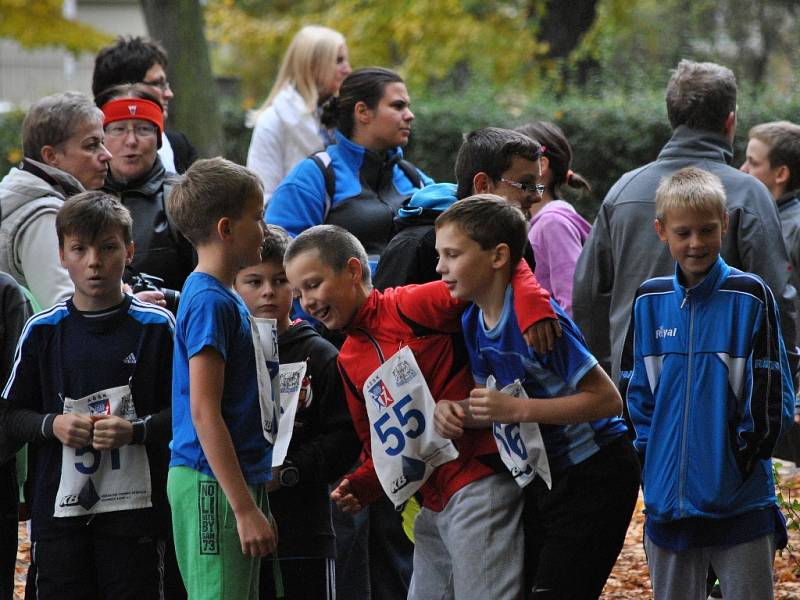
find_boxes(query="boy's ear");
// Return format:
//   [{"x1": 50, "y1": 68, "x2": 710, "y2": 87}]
[
  {"x1": 472, "y1": 172, "x2": 494, "y2": 194},
  {"x1": 775, "y1": 164, "x2": 791, "y2": 188},
  {"x1": 58, "y1": 243, "x2": 66, "y2": 266},
  {"x1": 491, "y1": 243, "x2": 511, "y2": 269},
  {"x1": 654, "y1": 218, "x2": 668, "y2": 242},
  {"x1": 125, "y1": 241, "x2": 135, "y2": 265},
  {"x1": 721, "y1": 211, "x2": 729, "y2": 236},
  {"x1": 345, "y1": 256, "x2": 364, "y2": 282},
  {"x1": 216, "y1": 217, "x2": 232, "y2": 241}
]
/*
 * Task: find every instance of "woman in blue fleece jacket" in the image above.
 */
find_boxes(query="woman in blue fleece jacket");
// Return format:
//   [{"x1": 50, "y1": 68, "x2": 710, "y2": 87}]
[{"x1": 266, "y1": 67, "x2": 432, "y2": 269}]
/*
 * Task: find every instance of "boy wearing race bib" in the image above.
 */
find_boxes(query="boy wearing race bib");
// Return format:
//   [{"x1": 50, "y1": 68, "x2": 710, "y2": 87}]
[
  {"x1": 284, "y1": 224, "x2": 558, "y2": 600},
  {"x1": 0, "y1": 192, "x2": 175, "y2": 599},
  {"x1": 166, "y1": 158, "x2": 277, "y2": 599},
  {"x1": 234, "y1": 224, "x2": 360, "y2": 599},
  {"x1": 434, "y1": 194, "x2": 641, "y2": 600}
]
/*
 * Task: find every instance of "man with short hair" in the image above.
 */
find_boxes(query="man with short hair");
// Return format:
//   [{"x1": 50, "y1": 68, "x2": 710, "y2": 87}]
[
  {"x1": 573, "y1": 60, "x2": 798, "y2": 381},
  {"x1": 92, "y1": 36, "x2": 197, "y2": 174}
]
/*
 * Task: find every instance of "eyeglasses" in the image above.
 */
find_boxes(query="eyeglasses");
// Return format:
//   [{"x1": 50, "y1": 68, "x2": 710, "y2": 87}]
[
  {"x1": 500, "y1": 178, "x2": 545, "y2": 195},
  {"x1": 142, "y1": 77, "x2": 171, "y2": 91},
  {"x1": 105, "y1": 123, "x2": 158, "y2": 138}
]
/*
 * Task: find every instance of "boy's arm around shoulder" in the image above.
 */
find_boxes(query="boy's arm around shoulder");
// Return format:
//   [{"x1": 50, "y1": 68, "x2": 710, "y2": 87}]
[
  {"x1": 510, "y1": 260, "x2": 561, "y2": 353},
  {"x1": 190, "y1": 347, "x2": 276, "y2": 557}
]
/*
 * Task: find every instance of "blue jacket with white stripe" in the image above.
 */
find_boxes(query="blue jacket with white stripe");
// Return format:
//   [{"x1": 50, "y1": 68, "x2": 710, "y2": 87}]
[{"x1": 620, "y1": 256, "x2": 794, "y2": 523}]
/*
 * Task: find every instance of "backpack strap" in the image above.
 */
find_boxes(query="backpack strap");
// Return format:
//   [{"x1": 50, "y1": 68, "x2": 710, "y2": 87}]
[
  {"x1": 309, "y1": 151, "x2": 335, "y2": 222},
  {"x1": 396, "y1": 159, "x2": 423, "y2": 189}
]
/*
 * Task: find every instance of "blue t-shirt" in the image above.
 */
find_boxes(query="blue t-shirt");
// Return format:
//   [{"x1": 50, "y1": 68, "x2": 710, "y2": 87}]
[
  {"x1": 462, "y1": 285, "x2": 627, "y2": 472},
  {"x1": 170, "y1": 272, "x2": 272, "y2": 484}
]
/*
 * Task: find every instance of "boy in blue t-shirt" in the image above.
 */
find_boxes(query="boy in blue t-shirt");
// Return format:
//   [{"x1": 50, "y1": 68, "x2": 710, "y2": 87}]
[
  {"x1": 434, "y1": 194, "x2": 640, "y2": 599},
  {"x1": 620, "y1": 167, "x2": 795, "y2": 600},
  {"x1": 0, "y1": 191, "x2": 175, "y2": 599},
  {"x1": 166, "y1": 158, "x2": 276, "y2": 599},
  {"x1": 234, "y1": 225, "x2": 361, "y2": 599}
]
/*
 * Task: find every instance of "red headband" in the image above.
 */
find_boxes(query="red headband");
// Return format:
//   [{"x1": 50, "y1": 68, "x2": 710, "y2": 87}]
[{"x1": 101, "y1": 98, "x2": 164, "y2": 134}]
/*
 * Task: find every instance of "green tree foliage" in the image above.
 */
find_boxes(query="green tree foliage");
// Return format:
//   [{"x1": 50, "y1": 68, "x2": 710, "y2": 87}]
[
  {"x1": 0, "y1": 0, "x2": 112, "y2": 54},
  {"x1": 206, "y1": 0, "x2": 550, "y2": 105},
  {"x1": 570, "y1": 0, "x2": 800, "y2": 93}
]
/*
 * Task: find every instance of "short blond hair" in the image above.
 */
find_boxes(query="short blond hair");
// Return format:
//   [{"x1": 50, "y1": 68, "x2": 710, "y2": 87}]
[
  {"x1": 655, "y1": 167, "x2": 726, "y2": 223},
  {"x1": 167, "y1": 157, "x2": 262, "y2": 246}
]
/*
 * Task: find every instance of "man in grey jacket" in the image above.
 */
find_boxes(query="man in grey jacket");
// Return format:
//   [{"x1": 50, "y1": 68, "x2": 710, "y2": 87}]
[{"x1": 573, "y1": 60, "x2": 799, "y2": 382}]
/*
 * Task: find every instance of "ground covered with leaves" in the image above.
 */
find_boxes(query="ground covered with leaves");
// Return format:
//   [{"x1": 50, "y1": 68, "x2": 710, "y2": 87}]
[{"x1": 12, "y1": 468, "x2": 800, "y2": 598}]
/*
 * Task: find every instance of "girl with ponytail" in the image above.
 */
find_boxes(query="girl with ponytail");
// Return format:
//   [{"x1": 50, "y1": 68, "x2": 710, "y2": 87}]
[{"x1": 516, "y1": 121, "x2": 592, "y2": 316}]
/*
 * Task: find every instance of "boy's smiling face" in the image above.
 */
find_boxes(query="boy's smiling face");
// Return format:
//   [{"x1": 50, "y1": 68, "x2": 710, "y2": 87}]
[
  {"x1": 59, "y1": 226, "x2": 133, "y2": 311},
  {"x1": 284, "y1": 249, "x2": 364, "y2": 331},
  {"x1": 655, "y1": 206, "x2": 728, "y2": 288},
  {"x1": 435, "y1": 222, "x2": 499, "y2": 304},
  {"x1": 234, "y1": 258, "x2": 293, "y2": 334}
]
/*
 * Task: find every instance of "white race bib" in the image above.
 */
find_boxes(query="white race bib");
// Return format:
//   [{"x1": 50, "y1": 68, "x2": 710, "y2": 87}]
[
  {"x1": 271, "y1": 361, "x2": 308, "y2": 467},
  {"x1": 363, "y1": 346, "x2": 459, "y2": 508},
  {"x1": 249, "y1": 316, "x2": 280, "y2": 444},
  {"x1": 486, "y1": 376, "x2": 552, "y2": 489},
  {"x1": 54, "y1": 385, "x2": 152, "y2": 517}
]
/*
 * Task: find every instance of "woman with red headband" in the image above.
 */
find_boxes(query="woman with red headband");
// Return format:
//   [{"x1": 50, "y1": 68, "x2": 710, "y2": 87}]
[{"x1": 97, "y1": 84, "x2": 195, "y2": 300}]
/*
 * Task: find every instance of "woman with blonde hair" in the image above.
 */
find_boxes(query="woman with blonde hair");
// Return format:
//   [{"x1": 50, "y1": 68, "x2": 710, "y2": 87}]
[{"x1": 247, "y1": 25, "x2": 351, "y2": 204}]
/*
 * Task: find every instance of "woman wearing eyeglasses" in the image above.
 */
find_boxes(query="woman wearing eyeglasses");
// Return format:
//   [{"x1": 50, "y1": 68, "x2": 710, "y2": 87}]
[
  {"x1": 516, "y1": 121, "x2": 592, "y2": 316},
  {"x1": 98, "y1": 84, "x2": 195, "y2": 295}
]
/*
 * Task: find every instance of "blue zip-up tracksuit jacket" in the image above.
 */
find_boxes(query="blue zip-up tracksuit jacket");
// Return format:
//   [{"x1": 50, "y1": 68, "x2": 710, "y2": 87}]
[
  {"x1": 619, "y1": 256, "x2": 794, "y2": 523},
  {"x1": 266, "y1": 131, "x2": 432, "y2": 261}
]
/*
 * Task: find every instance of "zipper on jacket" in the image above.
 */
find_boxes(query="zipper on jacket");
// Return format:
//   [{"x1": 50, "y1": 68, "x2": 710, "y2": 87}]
[{"x1": 678, "y1": 289, "x2": 693, "y2": 518}]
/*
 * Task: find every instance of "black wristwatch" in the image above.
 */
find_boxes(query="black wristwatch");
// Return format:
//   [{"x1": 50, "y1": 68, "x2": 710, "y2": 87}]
[{"x1": 278, "y1": 463, "x2": 300, "y2": 488}]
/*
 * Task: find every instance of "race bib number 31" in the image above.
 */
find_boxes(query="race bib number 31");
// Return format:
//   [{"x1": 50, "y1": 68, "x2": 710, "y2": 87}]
[{"x1": 364, "y1": 347, "x2": 458, "y2": 508}]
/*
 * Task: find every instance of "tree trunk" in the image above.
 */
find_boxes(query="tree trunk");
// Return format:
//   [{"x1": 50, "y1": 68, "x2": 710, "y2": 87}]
[
  {"x1": 140, "y1": 0, "x2": 222, "y2": 158},
  {"x1": 539, "y1": 0, "x2": 600, "y2": 58}
]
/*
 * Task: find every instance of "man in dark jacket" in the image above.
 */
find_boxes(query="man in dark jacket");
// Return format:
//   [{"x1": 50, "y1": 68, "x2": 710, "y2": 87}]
[
  {"x1": 92, "y1": 36, "x2": 197, "y2": 174},
  {"x1": 573, "y1": 60, "x2": 798, "y2": 383}
]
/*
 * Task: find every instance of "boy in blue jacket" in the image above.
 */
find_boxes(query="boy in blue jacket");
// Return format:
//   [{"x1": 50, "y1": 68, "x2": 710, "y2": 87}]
[{"x1": 620, "y1": 166, "x2": 795, "y2": 600}]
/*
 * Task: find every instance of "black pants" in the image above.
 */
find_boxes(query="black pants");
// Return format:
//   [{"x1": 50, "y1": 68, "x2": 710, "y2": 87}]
[
  {"x1": 524, "y1": 435, "x2": 641, "y2": 600},
  {"x1": 260, "y1": 556, "x2": 335, "y2": 600},
  {"x1": 32, "y1": 528, "x2": 161, "y2": 600}
]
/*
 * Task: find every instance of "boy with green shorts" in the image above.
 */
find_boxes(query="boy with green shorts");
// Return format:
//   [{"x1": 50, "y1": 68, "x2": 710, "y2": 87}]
[{"x1": 166, "y1": 158, "x2": 277, "y2": 599}]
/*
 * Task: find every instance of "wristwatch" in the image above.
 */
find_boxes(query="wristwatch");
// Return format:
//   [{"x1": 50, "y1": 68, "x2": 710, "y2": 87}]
[{"x1": 278, "y1": 462, "x2": 300, "y2": 488}]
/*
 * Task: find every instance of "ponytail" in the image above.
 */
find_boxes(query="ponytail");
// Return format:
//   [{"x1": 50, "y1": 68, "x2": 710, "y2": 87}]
[{"x1": 515, "y1": 121, "x2": 591, "y2": 197}]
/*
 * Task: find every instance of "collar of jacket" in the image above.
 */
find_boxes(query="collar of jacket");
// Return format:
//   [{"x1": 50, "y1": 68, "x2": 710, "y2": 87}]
[
  {"x1": 334, "y1": 130, "x2": 404, "y2": 173},
  {"x1": 672, "y1": 254, "x2": 729, "y2": 303},
  {"x1": 104, "y1": 156, "x2": 166, "y2": 196},
  {"x1": 658, "y1": 125, "x2": 734, "y2": 166},
  {"x1": 21, "y1": 157, "x2": 85, "y2": 197}
]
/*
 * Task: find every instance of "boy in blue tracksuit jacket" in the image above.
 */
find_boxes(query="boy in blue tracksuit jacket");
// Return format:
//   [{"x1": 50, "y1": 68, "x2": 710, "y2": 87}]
[{"x1": 620, "y1": 166, "x2": 795, "y2": 600}]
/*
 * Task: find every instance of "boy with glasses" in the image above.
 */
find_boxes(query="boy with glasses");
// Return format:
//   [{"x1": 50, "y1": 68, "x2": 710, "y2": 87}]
[{"x1": 374, "y1": 127, "x2": 543, "y2": 290}]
